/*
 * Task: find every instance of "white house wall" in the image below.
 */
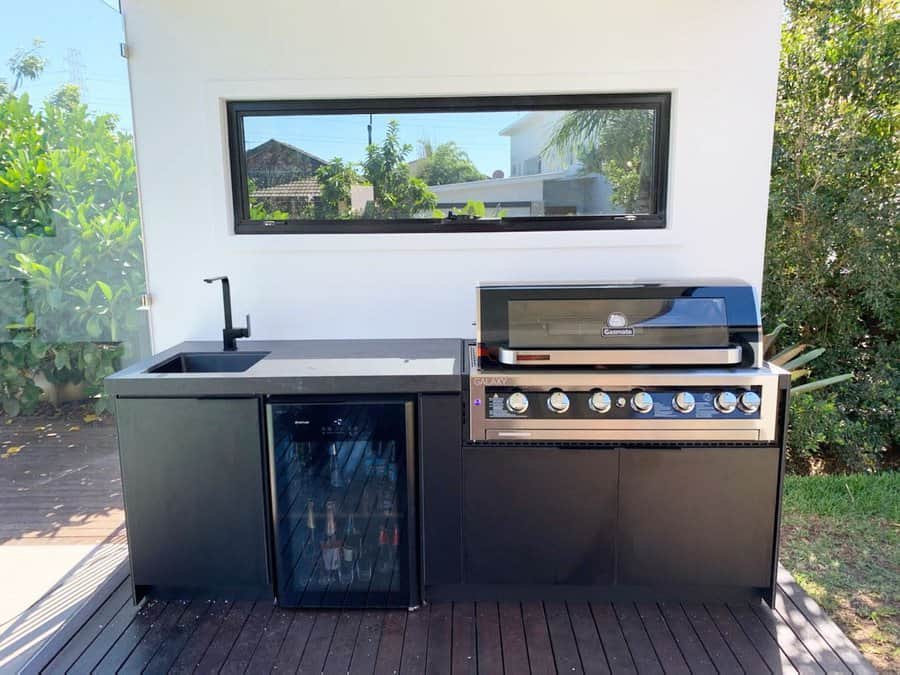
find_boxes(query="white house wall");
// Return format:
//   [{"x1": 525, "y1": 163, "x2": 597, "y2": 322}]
[
  {"x1": 505, "y1": 112, "x2": 570, "y2": 176},
  {"x1": 430, "y1": 176, "x2": 548, "y2": 211},
  {"x1": 121, "y1": 0, "x2": 782, "y2": 349}
]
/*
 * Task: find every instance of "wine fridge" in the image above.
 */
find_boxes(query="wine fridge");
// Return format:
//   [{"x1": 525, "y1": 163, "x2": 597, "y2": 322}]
[{"x1": 267, "y1": 397, "x2": 418, "y2": 608}]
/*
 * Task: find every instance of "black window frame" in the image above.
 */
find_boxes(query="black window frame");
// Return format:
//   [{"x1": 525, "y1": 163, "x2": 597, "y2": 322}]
[{"x1": 227, "y1": 93, "x2": 670, "y2": 235}]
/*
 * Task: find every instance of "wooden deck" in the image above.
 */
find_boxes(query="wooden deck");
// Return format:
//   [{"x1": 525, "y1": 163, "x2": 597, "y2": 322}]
[
  {"x1": 23, "y1": 565, "x2": 874, "y2": 674},
  {"x1": 0, "y1": 411, "x2": 123, "y2": 545}
]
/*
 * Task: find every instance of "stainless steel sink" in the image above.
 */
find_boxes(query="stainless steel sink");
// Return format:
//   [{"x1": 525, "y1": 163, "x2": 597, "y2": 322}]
[{"x1": 147, "y1": 351, "x2": 269, "y2": 374}]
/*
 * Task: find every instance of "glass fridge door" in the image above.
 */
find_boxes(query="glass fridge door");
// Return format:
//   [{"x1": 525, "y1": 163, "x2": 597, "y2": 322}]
[{"x1": 267, "y1": 399, "x2": 417, "y2": 608}]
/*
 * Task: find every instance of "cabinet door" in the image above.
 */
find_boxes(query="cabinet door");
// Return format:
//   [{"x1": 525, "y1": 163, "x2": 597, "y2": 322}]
[
  {"x1": 116, "y1": 397, "x2": 270, "y2": 593},
  {"x1": 618, "y1": 447, "x2": 779, "y2": 588},
  {"x1": 421, "y1": 394, "x2": 463, "y2": 588},
  {"x1": 463, "y1": 447, "x2": 617, "y2": 586}
]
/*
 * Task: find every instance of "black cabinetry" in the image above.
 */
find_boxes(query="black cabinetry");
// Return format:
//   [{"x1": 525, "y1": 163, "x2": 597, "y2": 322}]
[
  {"x1": 115, "y1": 397, "x2": 271, "y2": 599},
  {"x1": 425, "y1": 427, "x2": 783, "y2": 602},
  {"x1": 420, "y1": 395, "x2": 464, "y2": 589},
  {"x1": 618, "y1": 447, "x2": 779, "y2": 589},
  {"x1": 463, "y1": 446, "x2": 618, "y2": 588}
]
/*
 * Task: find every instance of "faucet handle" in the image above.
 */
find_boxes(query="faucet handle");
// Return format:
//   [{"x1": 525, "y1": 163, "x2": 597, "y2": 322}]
[{"x1": 244, "y1": 314, "x2": 251, "y2": 338}]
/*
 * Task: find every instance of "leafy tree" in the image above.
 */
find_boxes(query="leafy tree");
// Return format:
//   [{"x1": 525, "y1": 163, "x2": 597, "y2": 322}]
[
  {"x1": 763, "y1": 0, "x2": 898, "y2": 470},
  {"x1": 362, "y1": 120, "x2": 437, "y2": 218},
  {"x1": 0, "y1": 46, "x2": 149, "y2": 415},
  {"x1": 544, "y1": 108, "x2": 654, "y2": 211},
  {"x1": 6, "y1": 39, "x2": 46, "y2": 93},
  {"x1": 419, "y1": 141, "x2": 486, "y2": 185},
  {"x1": 314, "y1": 158, "x2": 360, "y2": 219}
]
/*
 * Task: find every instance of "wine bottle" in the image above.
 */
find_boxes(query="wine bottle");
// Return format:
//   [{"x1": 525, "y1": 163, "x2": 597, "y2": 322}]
[
  {"x1": 387, "y1": 440, "x2": 398, "y2": 483},
  {"x1": 377, "y1": 522, "x2": 393, "y2": 574},
  {"x1": 320, "y1": 500, "x2": 343, "y2": 582},
  {"x1": 341, "y1": 513, "x2": 360, "y2": 582},
  {"x1": 391, "y1": 520, "x2": 401, "y2": 572},
  {"x1": 329, "y1": 442, "x2": 344, "y2": 488},
  {"x1": 306, "y1": 498, "x2": 316, "y2": 532}
]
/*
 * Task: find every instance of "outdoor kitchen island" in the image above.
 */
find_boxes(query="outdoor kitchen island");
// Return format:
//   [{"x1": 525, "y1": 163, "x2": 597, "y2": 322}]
[
  {"x1": 105, "y1": 338, "x2": 466, "y2": 609},
  {"x1": 109, "y1": 274, "x2": 798, "y2": 614}
]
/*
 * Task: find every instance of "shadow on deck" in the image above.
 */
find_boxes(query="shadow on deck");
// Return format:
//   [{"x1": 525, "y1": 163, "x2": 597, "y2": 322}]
[{"x1": 22, "y1": 564, "x2": 874, "y2": 674}]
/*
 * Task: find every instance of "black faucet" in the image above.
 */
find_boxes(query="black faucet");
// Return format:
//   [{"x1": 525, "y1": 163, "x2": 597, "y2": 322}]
[{"x1": 203, "y1": 276, "x2": 250, "y2": 351}]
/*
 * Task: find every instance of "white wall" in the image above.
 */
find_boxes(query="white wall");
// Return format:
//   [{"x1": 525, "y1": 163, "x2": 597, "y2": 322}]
[{"x1": 121, "y1": 0, "x2": 782, "y2": 350}]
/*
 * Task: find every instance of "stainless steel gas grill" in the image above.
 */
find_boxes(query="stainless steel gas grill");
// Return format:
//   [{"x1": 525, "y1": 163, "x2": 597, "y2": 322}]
[
  {"x1": 468, "y1": 280, "x2": 786, "y2": 444},
  {"x1": 436, "y1": 280, "x2": 790, "y2": 607}
]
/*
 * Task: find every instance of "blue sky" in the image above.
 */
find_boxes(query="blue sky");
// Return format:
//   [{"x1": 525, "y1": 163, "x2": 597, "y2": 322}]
[
  {"x1": 245, "y1": 112, "x2": 522, "y2": 176},
  {"x1": 1, "y1": 1, "x2": 132, "y2": 129}
]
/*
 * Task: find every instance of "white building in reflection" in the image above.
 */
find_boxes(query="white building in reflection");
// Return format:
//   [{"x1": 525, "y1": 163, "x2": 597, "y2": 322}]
[{"x1": 429, "y1": 111, "x2": 614, "y2": 218}]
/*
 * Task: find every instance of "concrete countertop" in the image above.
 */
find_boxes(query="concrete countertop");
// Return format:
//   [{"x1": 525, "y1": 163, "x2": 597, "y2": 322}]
[{"x1": 105, "y1": 339, "x2": 465, "y2": 397}]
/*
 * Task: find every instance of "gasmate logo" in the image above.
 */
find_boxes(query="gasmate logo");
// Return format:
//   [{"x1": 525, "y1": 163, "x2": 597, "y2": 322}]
[
  {"x1": 603, "y1": 312, "x2": 635, "y2": 337},
  {"x1": 607, "y1": 312, "x2": 628, "y2": 328}
]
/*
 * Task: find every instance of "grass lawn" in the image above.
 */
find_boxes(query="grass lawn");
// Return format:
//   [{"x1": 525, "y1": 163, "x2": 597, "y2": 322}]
[{"x1": 780, "y1": 472, "x2": 899, "y2": 672}]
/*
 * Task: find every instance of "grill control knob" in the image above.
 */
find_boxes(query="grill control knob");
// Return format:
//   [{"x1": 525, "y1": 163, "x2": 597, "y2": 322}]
[
  {"x1": 631, "y1": 391, "x2": 654, "y2": 414},
  {"x1": 714, "y1": 391, "x2": 738, "y2": 414},
  {"x1": 547, "y1": 390, "x2": 571, "y2": 414},
  {"x1": 589, "y1": 390, "x2": 612, "y2": 414},
  {"x1": 738, "y1": 390, "x2": 761, "y2": 414},
  {"x1": 673, "y1": 391, "x2": 696, "y2": 414},
  {"x1": 506, "y1": 391, "x2": 529, "y2": 415}
]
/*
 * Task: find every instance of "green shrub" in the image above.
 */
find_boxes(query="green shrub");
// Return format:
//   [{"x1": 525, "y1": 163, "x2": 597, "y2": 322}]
[
  {"x1": 765, "y1": 0, "x2": 899, "y2": 468},
  {"x1": 0, "y1": 64, "x2": 148, "y2": 415}
]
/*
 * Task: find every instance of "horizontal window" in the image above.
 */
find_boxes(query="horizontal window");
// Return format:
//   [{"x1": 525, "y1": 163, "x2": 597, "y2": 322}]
[{"x1": 227, "y1": 94, "x2": 670, "y2": 234}]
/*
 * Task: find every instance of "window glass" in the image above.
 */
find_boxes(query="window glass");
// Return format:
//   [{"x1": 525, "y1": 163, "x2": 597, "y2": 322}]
[
  {"x1": 230, "y1": 95, "x2": 669, "y2": 232},
  {"x1": 0, "y1": 2, "x2": 150, "y2": 416}
]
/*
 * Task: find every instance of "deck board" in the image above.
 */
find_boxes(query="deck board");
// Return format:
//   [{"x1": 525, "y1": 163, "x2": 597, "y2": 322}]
[
  {"x1": 143, "y1": 600, "x2": 210, "y2": 673},
  {"x1": 168, "y1": 599, "x2": 231, "y2": 672},
  {"x1": 498, "y1": 602, "x2": 531, "y2": 675},
  {"x1": 658, "y1": 602, "x2": 715, "y2": 674},
  {"x1": 705, "y1": 603, "x2": 771, "y2": 673},
  {"x1": 298, "y1": 609, "x2": 341, "y2": 674},
  {"x1": 635, "y1": 602, "x2": 690, "y2": 675},
  {"x1": 727, "y1": 602, "x2": 798, "y2": 674},
  {"x1": 118, "y1": 599, "x2": 189, "y2": 672},
  {"x1": 591, "y1": 602, "x2": 638, "y2": 674},
  {"x1": 221, "y1": 599, "x2": 275, "y2": 672},
  {"x1": 372, "y1": 610, "x2": 405, "y2": 675},
  {"x1": 399, "y1": 603, "x2": 430, "y2": 674},
  {"x1": 567, "y1": 602, "x2": 610, "y2": 675},
  {"x1": 39, "y1": 574, "x2": 132, "y2": 673},
  {"x1": 522, "y1": 601, "x2": 556, "y2": 675},
  {"x1": 243, "y1": 605, "x2": 294, "y2": 673},
  {"x1": 23, "y1": 571, "x2": 876, "y2": 674},
  {"x1": 546, "y1": 600, "x2": 584, "y2": 674},
  {"x1": 682, "y1": 602, "x2": 743, "y2": 673},
  {"x1": 476, "y1": 602, "x2": 505, "y2": 674},
  {"x1": 272, "y1": 610, "x2": 317, "y2": 672},
  {"x1": 323, "y1": 609, "x2": 364, "y2": 675},
  {"x1": 451, "y1": 602, "x2": 477, "y2": 675},
  {"x1": 93, "y1": 597, "x2": 168, "y2": 673},
  {"x1": 614, "y1": 603, "x2": 663, "y2": 675},
  {"x1": 750, "y1": 597, "x2": 826, "y2": 673},
  {"x1": 424, "y1": 602, "x2": 452, "y2": 675},
  {"x1": 193, "y1": 599, "x2": 253, "y2": 672}
]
